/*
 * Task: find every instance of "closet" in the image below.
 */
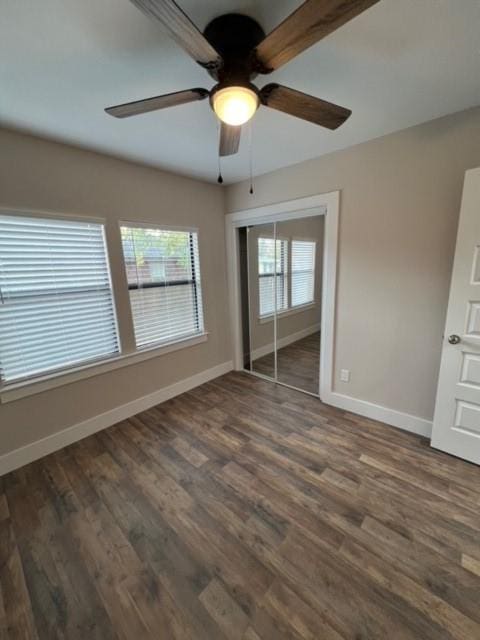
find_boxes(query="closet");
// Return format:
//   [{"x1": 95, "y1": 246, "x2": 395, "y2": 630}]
[{"x1": 239, "y1": 214, "x2": 324, "y2": 396}]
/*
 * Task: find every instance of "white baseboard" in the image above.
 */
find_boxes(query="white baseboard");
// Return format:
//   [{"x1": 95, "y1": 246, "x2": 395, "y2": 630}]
[
  {"x1": 0, "y1": 360, "x2": 233, "y2": 477},
  {"x1": 1, "y1": 359, "x2": 432, "y2": 477},
  {"x1": 251, "y1": 324, "x2": 320, "y2": 361},
  {"x1": 323, "y1": 390, "x2": 433, "y2": 438}
]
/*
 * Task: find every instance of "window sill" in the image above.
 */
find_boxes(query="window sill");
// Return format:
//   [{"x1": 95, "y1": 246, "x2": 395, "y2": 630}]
[
  {"x1": 259, "y1": 302, "x2": 316, "y2": 324},
  {"x1": 0, "y1": 332, "x2": 209, "y2": 404}
]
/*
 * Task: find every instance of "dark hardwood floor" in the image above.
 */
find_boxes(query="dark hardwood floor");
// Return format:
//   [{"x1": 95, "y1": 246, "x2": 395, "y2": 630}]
[
  {"x1": 1, "y1": 371, "x2": 480, "y2": 639},
  {"x1": 252, "y1": 332, "x2": 320, "y2": 394}
]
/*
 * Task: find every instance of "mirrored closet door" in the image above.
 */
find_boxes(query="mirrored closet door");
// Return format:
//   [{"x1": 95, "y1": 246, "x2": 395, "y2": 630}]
[
  {"x1": 239, "y1": 214, "x2": 324, "y2": 396},
  {"x1": 247, "y1": 222, "x2": 276, "y2": 379}
]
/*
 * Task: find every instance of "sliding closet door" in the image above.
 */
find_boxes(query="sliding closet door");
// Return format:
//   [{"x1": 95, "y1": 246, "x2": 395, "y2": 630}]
[
  {"x1": 276, "y1": 216, "x2": 323, "y2": 394},
  {"x1": 247, "y1": 222, "x2": 277, "y2": 380},
  {"x1": 242, "y1": 215, "x2": 323, "y2": 395}
]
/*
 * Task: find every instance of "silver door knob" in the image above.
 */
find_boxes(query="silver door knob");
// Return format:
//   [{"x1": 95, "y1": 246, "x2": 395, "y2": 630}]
[{"x1": 448, "y1": 334, "x2": 461, "y2": 345}]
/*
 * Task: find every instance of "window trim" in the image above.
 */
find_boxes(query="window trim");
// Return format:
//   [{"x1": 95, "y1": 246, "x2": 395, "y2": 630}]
[
  {"x1": 119, "y1": 221, "x2": 206, "y2": 349},
  {"x1": 257, "y1": 235, "x2": 318, "y2": 320},
  {"x1": 259, "y1": 301, "x2": 316, "y2": 324},
  {"x1": 0, "y1": 211, "x2": 210, "y2": 403},
  {"x1": 119, "y1": 220, "x2": 200, "y2": 234},
  {"x1": 0, "y1": 206, "x2": 106, "y2": 225},
  {"x1": 290, "y1": 238, "x2": 317, "y2": 309},
  {"x1": 0, "y1": 208, "x2": 121, "y2": 387},
  {"x1": 0, "y1": 330, "x2": 209, "y2": 404},
  {"x1": 257, "y1": 236, "x2": 289, "y2": 317}
]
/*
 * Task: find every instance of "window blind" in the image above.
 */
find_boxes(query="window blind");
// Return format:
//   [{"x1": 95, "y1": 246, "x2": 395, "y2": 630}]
[
  {"x1": 258, "y1": 237, "x2": 288, "y2": 316},
  {"x1": 0, "y1": 214, "x2": 119, "y2": 383},
  {"x1": 291, "y1": 240, "x2": 316, "y2": 307},
  {"x1": 120, "y1": 226, "x2": 204, "y2": 348}
]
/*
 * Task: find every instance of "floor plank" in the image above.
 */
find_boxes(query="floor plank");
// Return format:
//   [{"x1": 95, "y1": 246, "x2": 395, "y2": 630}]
[{"x1": 1, "y1": 371, "x2": 480, "y2": 639}]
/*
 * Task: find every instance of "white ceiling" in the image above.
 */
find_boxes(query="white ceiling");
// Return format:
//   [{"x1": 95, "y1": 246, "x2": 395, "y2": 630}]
[{"x1": 1, "y1": 0, "x2": 479, "y2": 184}]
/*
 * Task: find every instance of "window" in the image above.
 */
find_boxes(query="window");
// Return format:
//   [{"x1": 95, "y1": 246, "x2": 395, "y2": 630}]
[
  {"x1": 258, "y1": 237, "x2": 288, "y2": 316},
  {"x1": 291, "y1": 240, "x2": 316, "y2": 307},
  {"x1": 0, "y1": 214, "x2": 119, "y2": 384},
  {"x1": 120, "y1": 225, "x2": 204, "y2": 348},
  {"x1": 257, "y1": 237, "x2": 317, "y2": 317}
]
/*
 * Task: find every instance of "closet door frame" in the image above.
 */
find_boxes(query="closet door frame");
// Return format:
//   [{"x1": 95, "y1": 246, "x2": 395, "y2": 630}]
[{"x1": 225, "y1": 191, "x2": 339, "y2": 401}]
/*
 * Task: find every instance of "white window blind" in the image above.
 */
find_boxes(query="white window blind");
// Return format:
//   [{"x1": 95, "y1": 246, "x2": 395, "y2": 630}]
[
  {"x1": 0, "y1": 214, "x2": 119, "y2": 384},
  {"x1": 292, "y1": 240, "x2": 316, "y2": 307},
  {"x1": 120, "y1": 225, "x2": 204, "y2": 348},
  {"x1": 258, "y1": 237, "x2": 288, "y2": 316}
]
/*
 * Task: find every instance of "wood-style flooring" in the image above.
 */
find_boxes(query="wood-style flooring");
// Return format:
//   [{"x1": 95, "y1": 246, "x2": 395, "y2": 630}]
[
  {"x1": 1, "y1": 371, "x2": 480, "y2": 639},
  {"x1": 252, "y1": 332, "x2": 320, "y2": 394}
]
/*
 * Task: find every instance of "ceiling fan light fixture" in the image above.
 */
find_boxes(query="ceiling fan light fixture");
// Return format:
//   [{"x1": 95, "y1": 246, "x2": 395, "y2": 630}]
[{"x1": 212, "y1": 86, "x2": 259, "y2": 126}]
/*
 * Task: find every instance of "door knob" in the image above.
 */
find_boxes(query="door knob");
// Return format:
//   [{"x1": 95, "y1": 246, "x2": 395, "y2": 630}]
[{"x1": 448, "y1": 334, "x2": 461, "y2": 345}]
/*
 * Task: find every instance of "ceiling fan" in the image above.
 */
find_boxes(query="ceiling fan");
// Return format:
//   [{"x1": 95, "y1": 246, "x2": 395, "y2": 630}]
[{"x1": 106, "y1": 0, "x2": 380, "y2": 157}]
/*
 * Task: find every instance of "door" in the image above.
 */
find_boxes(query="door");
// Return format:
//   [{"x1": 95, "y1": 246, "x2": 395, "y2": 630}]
[
  {"x1": 247, "y1": 222, "x2": 276, "y2": 380},
  {"x1": 239, "y1": 215, "x2": 324, "y2": 396},
  {"x1": 276, "y1": 216, "x2": 323, "y2": 395},
  {"x1": 431, "y1": 168, "x2": 480, "y2": 464}
]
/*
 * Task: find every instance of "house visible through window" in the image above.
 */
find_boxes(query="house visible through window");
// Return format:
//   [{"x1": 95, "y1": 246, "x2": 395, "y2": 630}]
[
  {"x1": 258, "y1": 237, "x2": 288, "y2": 316},
  {"x1": 120, "y1": 225, "x2": 204, "y2": 348},
  {"x1": 0, "y1": 214, "x2": 119, "y2": 383}
]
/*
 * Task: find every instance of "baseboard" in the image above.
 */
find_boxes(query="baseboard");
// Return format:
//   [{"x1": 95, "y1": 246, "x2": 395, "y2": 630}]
[
  {"x1": 251, "y1": 324, "x2": 320, "y2": 361},
  {"x1": 0, "y1": 360, "x2": 233, "y2": 477},
  {"x1": 324, "y1": 391, "x2": 433, "y2": 438}
]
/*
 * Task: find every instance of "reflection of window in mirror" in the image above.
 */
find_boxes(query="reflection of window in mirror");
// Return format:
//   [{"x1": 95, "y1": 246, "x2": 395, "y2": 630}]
[
  {"x1": 291, "y1": 240, "x2": 316, "y2": 308},
  {"x1": 257, "y1": 237, "x2": 288, "y2": 316},
  {"x1": 258, "y1": 236, "x2": 317, "y2": 316}
]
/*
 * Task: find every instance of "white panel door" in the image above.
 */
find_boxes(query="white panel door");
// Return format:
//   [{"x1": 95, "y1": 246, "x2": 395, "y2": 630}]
[{"x1": 431, "y1": 168, "x2": 480, "y2": 464}]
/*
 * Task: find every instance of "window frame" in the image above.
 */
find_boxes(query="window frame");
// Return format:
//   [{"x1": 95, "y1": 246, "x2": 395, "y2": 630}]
[
  {"x1": 257, "y1": 234, "x2": 318, "y2": 321},
  {"x1": 119, "y1": 221, "x2": 206, "y2": 350},
  {"x1": 0, "y1": 209, "x2": 121, "y2": 387},
  {"x1": 257, "y1": 235, "x2": 289, "y2": 318},
  {"x1": 0, "y1": 211, "x2": 209, "y2": 403},
  {"x1": 290, "y1": 237, "x2": 317, "y2": 309}
]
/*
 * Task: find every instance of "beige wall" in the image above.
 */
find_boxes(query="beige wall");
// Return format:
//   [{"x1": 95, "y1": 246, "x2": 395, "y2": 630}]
[
  {"x1": 0, "y1": 128, "x2": 229, "y2": 456},
  {"x1": 247, "y1": 217, "x2": 324, "y2": 353},
  {"x1": 227, "y1": 107, "x2": 480, "y2": 421},
  {"x1": 2, "y1": 105, "x2": 480, "y2": 461}
]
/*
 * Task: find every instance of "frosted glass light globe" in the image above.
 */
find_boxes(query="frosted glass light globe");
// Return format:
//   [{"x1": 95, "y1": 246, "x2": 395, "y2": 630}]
[{"x1": 213, "y1": 86, "x2": 259, "y2": 126}]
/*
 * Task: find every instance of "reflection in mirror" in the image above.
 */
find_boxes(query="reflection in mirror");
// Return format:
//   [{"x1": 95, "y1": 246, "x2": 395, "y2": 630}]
[
  {"x1": 239, "y1": 214, "x2": 323, "y2": 395},
  {"x1": 247, "y1": 222, "x2": 276, "y2": 379},
  {"x1": 275, "y1": 216, "x2": 324, "y2": 394}
]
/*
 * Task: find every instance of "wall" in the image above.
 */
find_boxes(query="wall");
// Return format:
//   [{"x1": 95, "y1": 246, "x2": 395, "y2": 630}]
[
  {"x1": 0, "y1": 128, "x2": 229, "y2": 461},
  {"x1": 2, "y1": 105, "x2": 480, "y2": 466},
  {"x1": 246, "y1": 216, "x2": 324, "y2": 356},
  {"x1": 227, "y1": 106, "x2": 480, "y2": 422}
]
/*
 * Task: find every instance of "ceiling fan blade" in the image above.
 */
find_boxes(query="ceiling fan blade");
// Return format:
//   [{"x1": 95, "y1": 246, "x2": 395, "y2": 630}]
[
  {"x1": 255, "y1": 0, "x2": 380, "y2": 71},
  {"x1": 261, "y1": 84, "x2": 351, "y2": 129},
  {"x1": 129, "y1": 0, "x2": 221, "y2": 68},
  {"x1": 219, "y1": 123, "x2": 241, "y2": 157},
  {"x1": 105, "y1": 88, "x2": 209, "y2": 119}
]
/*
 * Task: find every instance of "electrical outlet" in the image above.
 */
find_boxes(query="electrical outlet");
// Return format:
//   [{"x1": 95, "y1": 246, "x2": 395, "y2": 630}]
[{"x1": 340, "y1": 369, "x2": 350, "y2": 383}]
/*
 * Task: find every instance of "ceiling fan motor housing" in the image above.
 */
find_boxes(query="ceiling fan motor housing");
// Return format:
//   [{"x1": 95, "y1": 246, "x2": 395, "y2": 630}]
[{"x1": 203, "y1": 13, "x2": 266, "y2": 84}]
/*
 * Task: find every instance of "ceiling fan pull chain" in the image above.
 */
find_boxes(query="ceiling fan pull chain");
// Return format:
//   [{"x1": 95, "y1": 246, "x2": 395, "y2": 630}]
[
  {"x1": 217, "y1": 151, "x2": 224, "y2": 183},
  {"x1": 217, "y1": 120, "x2": 224, "y2": 184}
]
